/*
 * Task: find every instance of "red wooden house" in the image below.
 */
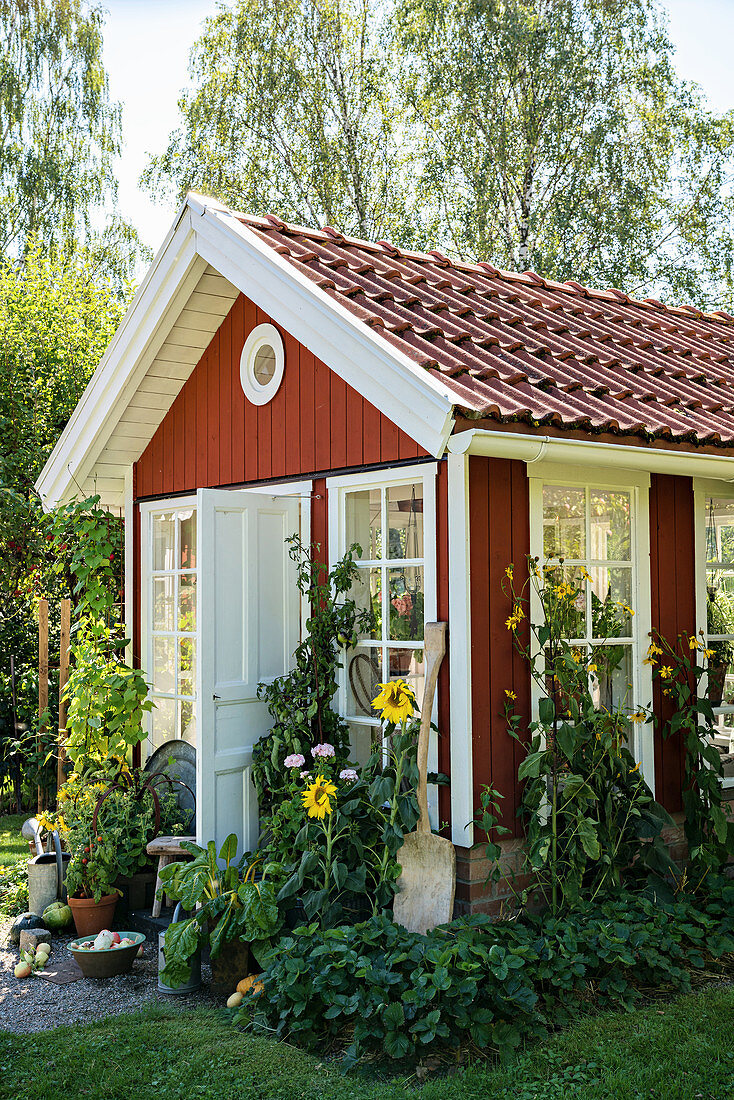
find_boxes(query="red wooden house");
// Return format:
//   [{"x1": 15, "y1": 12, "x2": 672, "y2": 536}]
[{"x1": 37, "y1": 194, "x2": 734, "y2": 912}]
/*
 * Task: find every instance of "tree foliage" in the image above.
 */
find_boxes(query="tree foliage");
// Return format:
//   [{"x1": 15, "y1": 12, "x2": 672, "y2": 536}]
[
  {"x1": 143, "y1": 0, "x2": 421, "y2": 245},
  {"x1": 1, "y1": 1, "x2": 114, "y2": 251},
  {"x1": 147, "y1": 0, "x2": 734, "y2": 307}
]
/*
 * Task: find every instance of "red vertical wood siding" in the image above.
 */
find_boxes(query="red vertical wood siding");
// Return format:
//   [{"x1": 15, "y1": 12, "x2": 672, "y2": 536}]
[
  {"x1": 469, "y1": 456, "x2": 531, "y2": 836},
  {"x1": 136, "y1": 293, "x2": 427, "y2": 496},
  {"x1": 649, "y1": 473, "x2": 695, "y2": 812}
]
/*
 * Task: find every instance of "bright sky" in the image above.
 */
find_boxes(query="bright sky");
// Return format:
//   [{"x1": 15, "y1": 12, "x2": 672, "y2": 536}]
[{"x1": 102, "y1": 0, "x2": 734, "y2": 256}]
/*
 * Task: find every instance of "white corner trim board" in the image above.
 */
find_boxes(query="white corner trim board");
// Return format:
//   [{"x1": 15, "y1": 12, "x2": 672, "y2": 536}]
[
  {"x1": 449, "y1": 428, "x2": 734, "y2": 480},
  {"x1": 447, "y1": 451, "x2": 474, "y2": 848}
]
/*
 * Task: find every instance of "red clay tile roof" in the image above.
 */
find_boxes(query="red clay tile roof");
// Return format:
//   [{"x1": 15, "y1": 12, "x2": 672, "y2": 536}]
[{"x1": 237, "y1": 212, "x2": 734, "y2": 446}]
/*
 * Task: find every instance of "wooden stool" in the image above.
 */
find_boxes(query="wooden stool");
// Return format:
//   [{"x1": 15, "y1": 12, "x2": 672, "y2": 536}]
[{"x1": 147, "y1": 835, "x2": 196, "y2": 917}]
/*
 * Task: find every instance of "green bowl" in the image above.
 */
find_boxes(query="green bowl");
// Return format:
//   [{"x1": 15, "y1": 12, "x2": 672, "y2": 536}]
[{"x1": 68, "y1": 931, "x2": 145, "y2": 979}]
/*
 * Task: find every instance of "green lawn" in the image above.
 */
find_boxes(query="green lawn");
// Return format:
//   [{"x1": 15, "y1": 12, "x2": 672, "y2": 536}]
[
  {"x1": 0, "y1": 986, "x2": 731, "y2": 1100},
  {"x1": 0, "y1": 813, "x2": 29, "y2": 864},
  {"x1": 0, "y1": 813, "x2": 29, "y2": 916}
]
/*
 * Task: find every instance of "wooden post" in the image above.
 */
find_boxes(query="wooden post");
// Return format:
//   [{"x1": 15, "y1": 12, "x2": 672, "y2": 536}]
[
  {"x1": 57, "y1": 598, "x2": 71, "y2": 795},
  {"x1": 38, "y1": 598, "x2": 48, "y2": 814}
]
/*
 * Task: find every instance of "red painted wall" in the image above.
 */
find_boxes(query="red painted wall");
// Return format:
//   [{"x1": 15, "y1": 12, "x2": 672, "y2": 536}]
[
  {"x1": 469, "y1": 457, "x2": 531, "y2": 836},
  {"x1": 135, "y1": 295, "x2": 426, "y2": 499},
  {"x1": 650, "y1": 473, "x2": 695, "y2": 813}
]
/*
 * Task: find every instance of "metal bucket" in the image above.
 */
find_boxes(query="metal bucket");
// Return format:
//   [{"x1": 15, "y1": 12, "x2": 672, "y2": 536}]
[
  {"x1": 27, "y1": 832, "x2": 70, "y2": 917},
  {"x1": 157, "y1": 902, "x2": 201, "y2": 994}
]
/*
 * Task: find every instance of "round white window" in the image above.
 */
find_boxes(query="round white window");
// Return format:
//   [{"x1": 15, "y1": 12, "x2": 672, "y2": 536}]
[{"x1": 240, "y1": 323, "x2": 285, "y2": 405}]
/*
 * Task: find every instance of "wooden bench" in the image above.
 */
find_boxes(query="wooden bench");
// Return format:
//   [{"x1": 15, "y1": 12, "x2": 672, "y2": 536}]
[{"x1": 147, "y1": 835, "x2": 196, "y2": 917}]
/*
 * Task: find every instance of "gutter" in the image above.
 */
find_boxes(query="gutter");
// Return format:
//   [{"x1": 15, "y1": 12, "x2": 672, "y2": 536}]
[{"x1": 447, "y1": 428, "x2": 734, "y2": 481}]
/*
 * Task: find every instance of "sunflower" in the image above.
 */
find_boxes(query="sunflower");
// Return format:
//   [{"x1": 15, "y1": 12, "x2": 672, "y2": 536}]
[
  {"x1": 302, "y1": 775, "x2": 337, "y2": 819},
  {"x1": 371, "y1": 679, "x2": 416, "y2": 724}
]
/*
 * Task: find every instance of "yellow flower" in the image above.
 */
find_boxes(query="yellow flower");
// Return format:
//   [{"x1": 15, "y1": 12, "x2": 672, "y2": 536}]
[
  {"x1": 371, "y1": 679, "x2": 416, "y2": 724},
  {"x1": 659, "y1": 666, "x2": 673, "y2": 679},
  {"x1": 505, "y1": 689, "x2": 517, "y2": 700},
  {"x1": 704, "y1": 649, "x2": 715, "y2": 660},
  {"x1": 688, "y1": 636, "x2": 699, "y2": 650},
  {"x1": 630, "y1": 711, "x2": 646, "y2": 724},
  {"x1": 588, "y1": 663, "x2": 597, "y2": 673},
  {"x1": 505, "y1": 565, "x2": 513, "y2": 580},
  {"x1": 302, "y1": 775, "x2": 337, "y2": 820},
  {"x1": 629, "y1": 762, "x2": 640, "y2": 774}
]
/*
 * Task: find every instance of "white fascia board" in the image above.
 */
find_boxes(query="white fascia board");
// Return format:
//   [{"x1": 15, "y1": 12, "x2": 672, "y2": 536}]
[
  {"x1": 36, "y1": 213, "x2": 205, "y2": 507},
  {"x1": 449, "y1": 428, "x2": 734, "y2": 479},
  {"x1": 192, "y1": 204, "x2": 456, "y2": 458}
]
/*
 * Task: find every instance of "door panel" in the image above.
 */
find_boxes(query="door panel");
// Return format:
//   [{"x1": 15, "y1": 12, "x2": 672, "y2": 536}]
[{"x1": 196, "y1": 489, "x2": 300, "y2": 852}]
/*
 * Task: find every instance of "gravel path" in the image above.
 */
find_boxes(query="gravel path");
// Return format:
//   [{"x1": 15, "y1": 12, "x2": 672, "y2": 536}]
[{"x1": 0, "y1": 918, "x2": 220, "y2": 1034}]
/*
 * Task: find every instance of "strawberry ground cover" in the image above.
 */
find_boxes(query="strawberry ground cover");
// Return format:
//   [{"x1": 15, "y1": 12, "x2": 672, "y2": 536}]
[{"x1": 0, "y1": 986, "x2": 732, "y2": 1100}]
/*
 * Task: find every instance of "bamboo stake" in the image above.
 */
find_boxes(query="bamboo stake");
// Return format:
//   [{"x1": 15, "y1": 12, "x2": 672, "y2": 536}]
[
  {"x1": 38, "y1": 598, "x2": 48, "y2": 814},
  {"x1": 57, "y1": 598, "x2": 71, "y2": 795}
]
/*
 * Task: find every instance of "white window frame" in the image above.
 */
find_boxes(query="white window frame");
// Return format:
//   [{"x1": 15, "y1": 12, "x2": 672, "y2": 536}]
[
  {"x1": 694, "y1": 478, "x2": 734, "y2": 790},
  {"x1": 240, "y1": 322, "x2": 285, "y2": 406},
  {"x1": 528, "y1": 464, "x2": 655, "y2": 788},
  {"x1": 140, "y1": 495, "x2": 198, "y2": 757},
  {"x1": 327, "y1": 463, "x2": 439, "y2": 819}
]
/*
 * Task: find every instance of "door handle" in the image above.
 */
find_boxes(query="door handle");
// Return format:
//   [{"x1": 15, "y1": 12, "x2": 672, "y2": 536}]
[{"x1": 213, "y1": 693, "x2": 220, "y2": 701}]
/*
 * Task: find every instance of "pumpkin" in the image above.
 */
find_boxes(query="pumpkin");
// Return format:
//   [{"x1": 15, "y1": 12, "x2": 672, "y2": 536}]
[{"x1": 236, "y1": 974, "x2": 264, "y2": 996}]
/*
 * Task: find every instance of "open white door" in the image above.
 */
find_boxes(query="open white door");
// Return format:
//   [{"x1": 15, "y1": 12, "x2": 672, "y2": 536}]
[{"x1": 196, "y1": 488, "x2": 300, "y2": 853}]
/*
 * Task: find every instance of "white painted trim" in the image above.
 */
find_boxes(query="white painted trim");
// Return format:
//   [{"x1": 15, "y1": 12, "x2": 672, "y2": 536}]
[
  {"x1": 239, "y1": 322, "x2": 285, "y2": 406},
  {"x1": 693, "y1": 480, "x2": 734, "y2": 789},
  {"x1": 327, "y1": 463, "x2": 440, "y2": 825},
  {"x1": 528, "y1": 470, "x2": 655, "y2": 790},
  {"x1": 449, "y1": 428, "x2": 734, "y2": 481},
  {"x1": 123, "y1": 466, "x2": 134, "y2": 663},
  {"x1": 447, "y1": 452, "x2": 474, "y2": 846}
]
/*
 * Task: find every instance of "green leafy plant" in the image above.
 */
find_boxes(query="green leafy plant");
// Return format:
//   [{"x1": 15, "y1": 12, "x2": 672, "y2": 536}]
[
  {"x1": 159, "y1": 834, "x2": 283, "y2": 989},
  {"x1": 239, "y1": 878, "x2": 734, "y2": 1069},
  {"x1": 253, "y1": 535, "x2": 371, "y2": 813},
  {"x1": 645, "y1": 631, "x2": 734, "y2": 882},
  {"x1": 503, "y1": 559, "x2": 674, "y2": 913}
]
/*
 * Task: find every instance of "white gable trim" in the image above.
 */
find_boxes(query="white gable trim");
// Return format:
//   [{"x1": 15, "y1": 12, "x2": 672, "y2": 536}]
[{"x1": 36, "y1": 194, "x2": 457, "y2": 508}]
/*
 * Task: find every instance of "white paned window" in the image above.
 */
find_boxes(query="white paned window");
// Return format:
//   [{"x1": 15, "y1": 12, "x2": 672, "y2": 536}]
[
  {"x1": 695, "y1": 486, "x2": 734, "y2": 788},
  {"x1": 328, "y1": 465, "x2": 437, "y2": 762},
  {"x1": 530, "y1": 469, "x2": 653, "y2": 782},
  {"x1": 144, "y1": 501, "x2": 198, "y2": 750}
]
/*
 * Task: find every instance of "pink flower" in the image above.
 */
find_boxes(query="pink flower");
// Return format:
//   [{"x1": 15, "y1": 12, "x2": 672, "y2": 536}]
[
  {"x1": 284, "y1": 753, "x2": 305, "y2": 769},
  {"x1": 339, "y1": 768, "x2": 358, "y2": 783},
  {"x1": 391, "y1": 593, "x2": 413, "y2": 617},
  {"x1": 300, "y1": 771, "x2": 311, "y2": 780},
  {"x1": 311, "y1": 743, "x2": 335, "y2": 758}
]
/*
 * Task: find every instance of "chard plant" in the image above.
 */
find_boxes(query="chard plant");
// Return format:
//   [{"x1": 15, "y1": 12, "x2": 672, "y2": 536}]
[{"x1": 504, "y1": 557, "x2": 674, "y2": 913}]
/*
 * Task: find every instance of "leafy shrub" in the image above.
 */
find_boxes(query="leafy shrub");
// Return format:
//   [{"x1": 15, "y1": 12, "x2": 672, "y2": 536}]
[
  {"x1": 0, "y1": 860, "x2": 28, "y2": 916},
  {"x1": 240, "y1": 879, "x2": 734, "y2": 1068}
]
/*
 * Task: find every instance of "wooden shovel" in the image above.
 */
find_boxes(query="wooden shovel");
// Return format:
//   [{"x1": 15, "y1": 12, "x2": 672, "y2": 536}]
[{"x1": 393, "y1": 621, "x2": 455, "y2": 934}]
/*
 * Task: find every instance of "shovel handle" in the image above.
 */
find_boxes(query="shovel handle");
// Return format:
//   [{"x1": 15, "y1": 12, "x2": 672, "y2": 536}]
[{"x1": 416, "y1": 623, "x2": 447, "y2": 835}]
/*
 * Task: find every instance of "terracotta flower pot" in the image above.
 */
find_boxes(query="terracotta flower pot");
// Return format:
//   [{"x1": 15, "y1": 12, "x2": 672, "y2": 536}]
[{"x1": 69, "y1": 893, "x2": 119, "y2": 937}]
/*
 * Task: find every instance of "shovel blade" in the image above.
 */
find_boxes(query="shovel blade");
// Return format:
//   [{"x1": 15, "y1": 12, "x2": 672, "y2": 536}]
[{"x1": 392, "y1": 831, "x2": 456, "y2": 935}]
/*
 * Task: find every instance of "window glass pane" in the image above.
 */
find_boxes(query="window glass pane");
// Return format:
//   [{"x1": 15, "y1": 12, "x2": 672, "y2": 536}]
[
  {"x1": 179, "y1": 510, "x2": 196, "y2": 569},
  {"x1": 706, "y1": 498, "x2": 734, "y2": 565},
  {"x1": 351, "y1": 569, "x2": 381, "y2": 640},
  {"x1": 542, "y1": 564, "x2": 586, "y2": 638},
  {"x1": 179, "y1": 638, "x2": 195, "y2": 698},
  {"x1": 591, "y1": 645, "x2": 633, "y2": 711},
  {"x1": 253, "y1": 345, "x2": 276, "y2": 385},
  {"x1": 153, "y1": 512, "x2": 175, "y2": 571},
  {"x1": 706, "y1": 580, "x2": 734, "y2": 636},
  {"x1": 590, "y1": 490, "x2": 631, "y2": 561},
  {"x1": 179, "y1": 573, "x2": 196, "y2": 631},
  {"x1": 706, "y1": 648, "x2": 734, "y2": 707},
  {"x1": 348, "y1": 720, "x2": 377, "y2": 767},
  {"x1": 345, "y1": 489, "x2": 381, "y2": 560},
  {"x1": 543, "y1": 486, "x2": 585, "y2": 559},
  {"x1": 152, "y1": 697, "x2": 176, "y2": 746},
  {"x1": 387, "y1": 648, "x2": 425, "y2": 709},
  {"x1": 346, "y1": 648, "x2": 381, "y2": 718},
  {"x1": 180, "y1": 701, "x2": 196, "y2": 746},
  {"x1": 590, "y1": 566, "x2": 633, "y2": 638},
  {"x1": 387, "y1": 484, "x2": 423, "y2": 559},
  {"x1": 152, "y1": 637, "x2": 176, "y2": 694},
  {"x1": 388, "y1": 566, "x2": 424, "y2": 642},
  {"x1": 152, "y1": 576, "x2": 175, "y2": 631}
]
